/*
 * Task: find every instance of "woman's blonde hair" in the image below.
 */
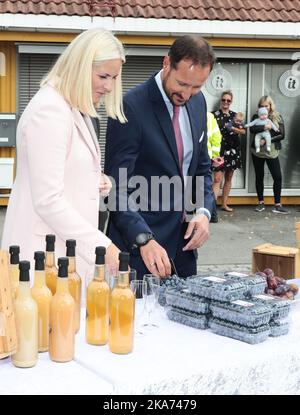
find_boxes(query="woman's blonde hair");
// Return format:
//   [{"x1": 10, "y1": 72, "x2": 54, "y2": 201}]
[
  {"x1": 42, "y1": 28, "x2": 126, "y2": 122},
  {"x1": 221, "y1": 90, "x2": 233, "y2": 101},
  {"x1": 258, "y1": 95, "x2": 281, "y2": 125}
]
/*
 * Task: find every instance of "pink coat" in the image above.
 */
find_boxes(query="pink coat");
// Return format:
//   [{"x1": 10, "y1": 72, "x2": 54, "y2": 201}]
[{"x1": 1, "y1": 84, "x2": 111, "y2": 286}]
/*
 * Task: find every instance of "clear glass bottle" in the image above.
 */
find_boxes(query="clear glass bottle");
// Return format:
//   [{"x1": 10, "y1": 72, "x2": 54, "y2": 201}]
[
  {"x1": 31, "y1": 251, "x2": 52, "y2": 352},
  {"x1": 45, "y1": 234, "x2": 58, "y2": 295},
  {"x1": 9, "y1": 245, "x2": 20, "y2": 300},
  {"x1": 109, "y1": 252, "x2": 135, "y2": 354},
  {"x1": 12, "y1": 261, "x2": 38, "y2": 368},
  {"x1": 49, "y1": 257, "x2": 75, "y2": 362},
  {"x1": 86, "y1": 246, "x2": 109, "y2": 345},
  {"x1": 66, "y1": 239, "x2": 81, "y2": 334}
]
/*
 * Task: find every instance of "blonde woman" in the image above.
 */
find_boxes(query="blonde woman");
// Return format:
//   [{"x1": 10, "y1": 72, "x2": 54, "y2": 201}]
[
  {"x1": 1, "y1": 28, "x2": 126, "y2": 284},
  {"x1": 250, "y1": 95, "x2": 288, "y2": 214}
]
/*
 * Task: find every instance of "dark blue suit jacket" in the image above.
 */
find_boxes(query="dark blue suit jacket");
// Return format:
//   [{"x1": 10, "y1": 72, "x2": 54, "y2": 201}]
[{"x1": 105, "y1": 74, "x2": 214, "y2": 271}]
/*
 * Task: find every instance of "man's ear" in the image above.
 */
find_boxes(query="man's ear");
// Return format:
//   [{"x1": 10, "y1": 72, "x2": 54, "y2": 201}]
[{"x1": 163, "y1": 56, "x2": 170, "y2": 69}]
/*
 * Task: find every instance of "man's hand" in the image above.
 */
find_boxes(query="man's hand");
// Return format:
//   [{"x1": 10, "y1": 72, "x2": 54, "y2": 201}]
[
  {"x1": 183, "y1": 213, "x2": 209, "y2": 251},
  {"x1": 140, "y1": 240, "x2": 171, "y2": 277}
]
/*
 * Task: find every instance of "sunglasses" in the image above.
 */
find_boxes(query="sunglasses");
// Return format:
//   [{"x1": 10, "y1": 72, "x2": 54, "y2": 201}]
[{"x1": 221, "y1": 98, "x2": 232, "y2": 103}]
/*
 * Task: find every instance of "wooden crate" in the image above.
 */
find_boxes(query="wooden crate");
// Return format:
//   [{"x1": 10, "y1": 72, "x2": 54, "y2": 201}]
[
  {"x1": 0, "y1": 250, "x2": 17, "y2": 358},
  {"x1": 252, "y1": 243, "x2": 300, "y2": 279}
]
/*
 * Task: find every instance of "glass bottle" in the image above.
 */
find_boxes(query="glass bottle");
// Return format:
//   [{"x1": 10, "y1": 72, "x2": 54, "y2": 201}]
[
  {"x1": 86, "y1": 246, "x2": 109, "y2": 345},
  {"x1": 49, "y1": 257, "x2": 75, "y2": 362},
  {"x1": 9, "y1": 245, "x2": 20, "y2": 300},
  {"x1": 45, "y1": 234, "x2": 58, "y2": 295},
  {"x1": 31, "y1": 251, "x2": 52, "y2": 352},
  {"x1": 109, "y1": 252, "x2": 135, "y2": 354},
  {"x1": 66, "y1": 239, "x2": 81, "y2": 334},
  {"x1": 12, "y1": 261, "x2": 38, "y2": 368}
]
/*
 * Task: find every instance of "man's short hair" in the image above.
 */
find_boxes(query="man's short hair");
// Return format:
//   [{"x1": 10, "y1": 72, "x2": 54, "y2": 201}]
[{"x1": 168, "y1": 35, "x2": 216, "y2": 70}]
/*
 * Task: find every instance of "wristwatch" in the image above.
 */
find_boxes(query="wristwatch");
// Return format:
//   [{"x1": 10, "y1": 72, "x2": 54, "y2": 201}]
[{"x1": 133, "y1": 233, "x2": 154, "y2": 249}]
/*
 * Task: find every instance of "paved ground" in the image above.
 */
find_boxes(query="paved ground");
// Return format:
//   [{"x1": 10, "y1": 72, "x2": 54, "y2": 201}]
[
  {"x1": 0, "y1": 205, "x2": 299, "y2": 274},
  {"x1": 197, "y1": 204, "x2": 300, "y2": 274}
]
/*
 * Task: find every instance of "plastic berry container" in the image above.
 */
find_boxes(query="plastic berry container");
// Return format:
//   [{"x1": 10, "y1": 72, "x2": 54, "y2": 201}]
[
  {"x1": 186, "y1": 274, "x2": 246, "y2": 302},
  {"x1": 165, "y1": 288, "x2": 210, "y2": 314},
  {"x1": 224, "y1": 271, "x2": 267, "y2": 296},
  {"x1": 209, "y1": 317, "x2": 270, "y2": 344},
  {"x1": 166, "y1": 306, "x2": 208, "y2": 330},
  {"x1": 209, "y1": 299, "x2": 272, "y2": 327}
]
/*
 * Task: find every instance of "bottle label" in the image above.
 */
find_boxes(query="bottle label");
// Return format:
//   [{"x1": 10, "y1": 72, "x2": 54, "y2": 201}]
[
  {"x1": 232, "y1": 300, "x2": 254, "y2": 307},
  {"x1": 203, "y1": 276, "x2": 226, "y2": 283},
  {"x1": 254, "y1": 294, "x2": 275, "y2": 301},
  {"x1": 226, "y1": 272, "x2": 248, "y2": 278}
]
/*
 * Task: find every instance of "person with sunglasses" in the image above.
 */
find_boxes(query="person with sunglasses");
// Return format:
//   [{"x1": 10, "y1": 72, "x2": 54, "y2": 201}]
[
  {"x1": 213, "y1": 90, "x2": 245, "y2": 212},
  {"x1": 250, "y1": 95, "x2": 289, "y2": 214}
]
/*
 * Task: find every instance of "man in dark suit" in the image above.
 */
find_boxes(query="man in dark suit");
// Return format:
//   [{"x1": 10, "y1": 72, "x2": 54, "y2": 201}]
[{"x1": 105, "y1": 35, "x2": 215, "y2": 279}]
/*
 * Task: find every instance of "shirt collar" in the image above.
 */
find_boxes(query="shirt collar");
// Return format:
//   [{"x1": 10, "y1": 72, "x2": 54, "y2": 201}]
[{"x1": 155, "y1": 70, "x2": 172, "y2": 107}]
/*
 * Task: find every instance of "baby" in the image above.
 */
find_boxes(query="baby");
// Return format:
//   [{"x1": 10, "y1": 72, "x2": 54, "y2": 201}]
[
  {"x1": 226, "y1": 112, "x2": 245, "y2": 132},
  {"x1": 245, "y1": 107, "x2": 279, "y2": 153}
]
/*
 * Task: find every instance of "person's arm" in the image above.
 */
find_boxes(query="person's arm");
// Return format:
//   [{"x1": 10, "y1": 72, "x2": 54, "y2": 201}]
[
  {"x1": 270, "y1": 120, "x2": 279, "y2": 132},
  {"x1": 211, "y1": 117, "x2": 222, "y2": 158},
  {"x1": 105, "y1": 101, "x2": 152, "y2": 248},
  {"x1": 232, "y1": 126, "x2": 246, "y2": 135},
  {"x1": 184, "y1": 101, "x2": 213, "y2": 251},
  {"x1": 271, "y1": 116, "x2": 285, "y2": 144},
  {"x1": 105, "y1": 100, "x2": 171, "y2": 277},
  {"x1": 25, "y1": 99, "x2": 112, "y2": 266},
  {"x1": 249, "y1": 113, "x2": 265, "y2": 134}
]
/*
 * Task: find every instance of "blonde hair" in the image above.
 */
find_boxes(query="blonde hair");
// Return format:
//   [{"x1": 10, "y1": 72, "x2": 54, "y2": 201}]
[
  {"x1": 42, "y1": 28, "x2": 126, "y2": 122},
  {"x1": 258, "y1": 95, "x2": 281, "y2": 125},
  {"x1": 221, "y1": 90, "x2": 233, "y2": 100}
]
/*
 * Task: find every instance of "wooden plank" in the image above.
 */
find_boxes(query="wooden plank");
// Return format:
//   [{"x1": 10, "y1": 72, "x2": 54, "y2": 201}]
[{"x1": 0, "y1": 250, "x2": 17, "y2": 358}]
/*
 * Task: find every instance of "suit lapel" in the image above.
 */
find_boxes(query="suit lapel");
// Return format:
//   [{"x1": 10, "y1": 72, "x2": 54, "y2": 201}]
[
  {"x1": 186, "y1": 99, "x2": 201, "y2": 175},
  {"x1": 148, "y1": 78, "x2": 181, "y2": 172},
  {"x1": 72, "y1": 109, "x2": 100, "y2": 161}
]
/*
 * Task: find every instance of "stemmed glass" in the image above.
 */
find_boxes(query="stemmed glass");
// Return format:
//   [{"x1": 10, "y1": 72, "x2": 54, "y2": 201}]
[
  {"x1": 129, "y1": 279, "x2": 147, "y2": 337},
  {"x1": 142, "y1": 274, "x2": 160, "y2": 330}
]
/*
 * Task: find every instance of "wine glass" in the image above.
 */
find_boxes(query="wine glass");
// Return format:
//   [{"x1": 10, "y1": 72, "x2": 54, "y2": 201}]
[
  {"x1": 130, "y1": 280, "x2": 147, "y2": 337},
  {"x1": 142, "y1": 274, "x2": 160, "y2": 329}
]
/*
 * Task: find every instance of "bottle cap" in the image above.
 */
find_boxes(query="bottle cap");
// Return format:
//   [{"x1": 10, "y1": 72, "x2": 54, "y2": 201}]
[
  {"x1": 95, "y1": 246, "x2": 106, "y2": 265},
  {"x1": 66, "y1": 239, "x2": 76, "y2": 257},
  {"x1": 34, "y1": 251, "x2": 45, "y2": 271},
  {"x1": 119, "y1": 252, "x2": 130, "y2": 272},
  {"x1": 58, "y1": 257, "x2": 69, "y2": 278},
  {"x1": 19, "y1": 260, "x2": 30, "y2": 282},
  {"x1": 9, "y1": 245, "x2": 20, "y2": 264},
  {"x1": 46, "y1": 234, "x2": 55, "y2": 252}
]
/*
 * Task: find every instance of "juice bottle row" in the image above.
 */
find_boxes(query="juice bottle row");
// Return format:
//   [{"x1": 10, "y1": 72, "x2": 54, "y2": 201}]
[{"x1": 9, "y1": 235, "x2": 135, "y2": 368}]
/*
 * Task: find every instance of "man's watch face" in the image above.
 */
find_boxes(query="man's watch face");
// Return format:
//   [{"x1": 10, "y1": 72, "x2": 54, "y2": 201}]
[{"x1": 136, "y1": 233, "x2": 153, "y2": 246}]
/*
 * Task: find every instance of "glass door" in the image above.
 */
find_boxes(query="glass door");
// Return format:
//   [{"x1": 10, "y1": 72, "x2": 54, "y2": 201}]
[{"x1": 203, "y1": 61, "x2": 249, "y2": 190}]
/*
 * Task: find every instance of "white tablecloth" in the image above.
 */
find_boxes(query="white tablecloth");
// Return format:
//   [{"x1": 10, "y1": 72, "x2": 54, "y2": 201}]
[{"x1": 2, "y1": 301, "x2": 300, "y2": 395}]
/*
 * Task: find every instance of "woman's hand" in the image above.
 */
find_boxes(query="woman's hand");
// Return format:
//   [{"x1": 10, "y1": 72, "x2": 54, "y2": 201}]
[
  {"x1": 99, "y1": 173, "x2": 112, "y2": 197},
  {"x1": 105, "y1": 243, "x2": 120, "y2": 275}
]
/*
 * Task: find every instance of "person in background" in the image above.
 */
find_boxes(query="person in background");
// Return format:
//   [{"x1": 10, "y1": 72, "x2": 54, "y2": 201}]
[
  {"x1": 226, "y1": 111, "x2": 245, "y2": 133},
  {"x1": 207, "y1": 112, "x2": 222, "y2": 223},
  {"x1": 105, "y1": 35, "x2": 216, "y2": 279},
  {"x1": 250, "y1": 95, "x2": 289, "y2": 214},
  {"x1": 1, "y1": 28, "x2": 126, "y2": 283},
  {"x1": 246, "y1": 106, "x2": 278, "y2": 153},
  {"x1": 213, "y1": 90, "x2": 245, "y2": 212}
]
